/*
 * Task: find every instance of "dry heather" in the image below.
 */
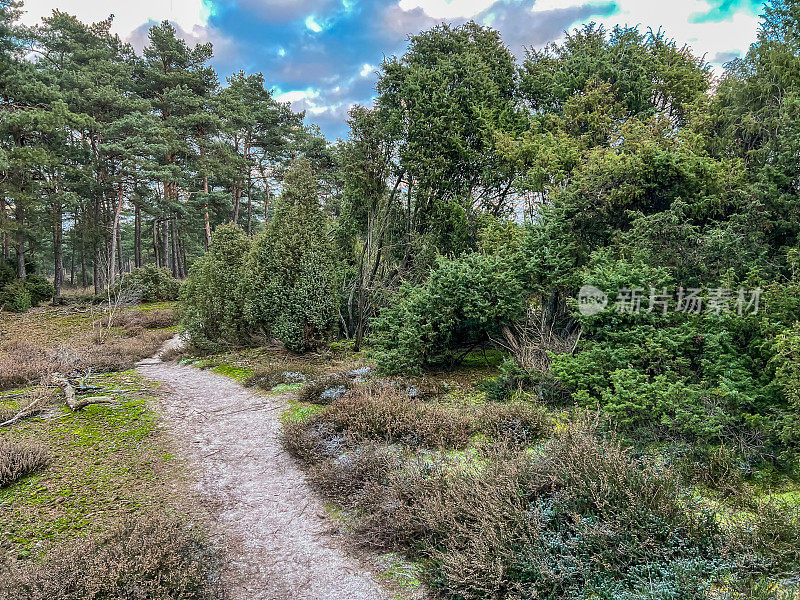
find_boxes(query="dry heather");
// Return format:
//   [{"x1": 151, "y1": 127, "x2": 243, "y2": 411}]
[
  {"x1": 101, "y1": 308, "x2": 176, "y2": 333},
  {"x1": 1, "y1": 514, "x2": 223, "y2": 600},
  {"x1": 284, "y1": 408, "x2": 778, "y2": 600},
  {"x1": 0, "y1": 306, "x2": 175, "y2": 390},
  {"x1": 245, "y1": 358, "x2": 322, "y2": 390},
  {"x1": 286, "y1": 383, "x2": 550, "y2": 452},
  {"x1": 0, "y1": 441, "x2": 49, "y2": 488}
]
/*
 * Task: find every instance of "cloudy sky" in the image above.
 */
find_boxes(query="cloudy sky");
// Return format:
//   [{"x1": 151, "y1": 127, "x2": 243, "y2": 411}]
[{"x1": 19, "y1": 0, "x2": 765, "y2": 139}]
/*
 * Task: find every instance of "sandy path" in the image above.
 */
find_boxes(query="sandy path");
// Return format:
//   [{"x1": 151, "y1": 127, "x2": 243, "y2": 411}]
[{"x1": 137, "y1": 340, "x2": 387, "y2": 600}]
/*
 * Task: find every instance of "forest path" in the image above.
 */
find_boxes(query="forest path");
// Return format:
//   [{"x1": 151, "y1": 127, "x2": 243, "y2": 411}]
[{"x1": 137, "y1": 338, "x2": 387, "y2": 600}]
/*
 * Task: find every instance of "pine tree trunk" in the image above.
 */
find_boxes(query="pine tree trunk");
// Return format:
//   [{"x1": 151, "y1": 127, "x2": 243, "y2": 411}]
[
  {"x1": 52, "y1": 197, "x2": 63, "y2": 302},
  {"x1": 203, "y1": 174, "x2": 211, "y2": 251},
  {"x1": 0, "y1": 194, "x2": 9, "y2": 260},
  {"x1": 232, "y1": 184, "x2": 241, "y2": 224},
  {"x1": 69, "y1": 234, "x2": 75, "y2": 287},
  {"x1": 93, "y1": 242, "x2": 103, "y2": 296},
  {"x1": 152, "y1": 219, "x2": 161, "y2": 267},
  {"x1": 80, "y1": 236, "x2": 87, "y2": 289},
  {"x1": 108, "y1": 182, "x2": 123, "y2": 286},
  {"x1": 246, "y1": 170, "x2": 253, "y2": 235},
  {"x1": 15, "y1": 201, "x2": 25, "y2": 279},
  {"x1": 134, "y1": 202, "x2": 142, "y2": 268},
  {"x1": 170, "y1": 218, "x2": 179, "y2": 278},
  {"x1": 163, "y1": 218, "x2": 171, "y2": 273},
  {"x1": 117, "y1": 227, "x2": 124, "y2": 275}
]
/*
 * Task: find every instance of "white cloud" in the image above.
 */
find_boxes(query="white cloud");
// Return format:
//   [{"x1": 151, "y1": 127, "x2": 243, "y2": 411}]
[
  {"x1": 529, "y1": 0, "x2": 759, "y2": 65},
  {"x1": 273, "y1": 88, "x2": 321, "y2": 104},
  {"x1": 619, "y1": 0, "x2": 758, "y2": 66},
  {"x1": 360, "y1": 63, "x2": 376, "y2": 77},
  {"x1": 397, "y1": 0, "x2": 496, "y2": 19},
  {"x1": 394, "y1": 0, "x2": 760, "y2": 67},
  {"x1": 305, "y1": 14, "x2": 324, "y2": 32},
  {"x1": 20, "y1": 0, "x2": 210, "y2": 38}
]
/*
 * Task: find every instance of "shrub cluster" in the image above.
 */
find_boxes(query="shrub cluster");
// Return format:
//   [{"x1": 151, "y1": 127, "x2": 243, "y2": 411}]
[
  {"x1": 1, "y1": 514, "x2": 223, "y2": 600},
  {"x1": 0, "y1": 274, "x2": 54, "y2": 313},
  {"x1": 370, "y1": 251, "x2": 528, "y2": 374},
  {"x1": 179, "y1": 223, "x2": 253, "y2": 352},
  {"x1": 0, "y1": 330, "x2": 174, "y2": 390},
  {"x1": 287, "y1": 414, "x2": 765, "y2": 600},
  {"x1": 285, "y1": 384, "x2": 550, "y2": 458},
  {"x1": 117, "y1": 265, "x2": 181, "y2": 303},
  {"x1": 0, "y1": 441, "x2": 50, "y2": 488},
  {"x1": 180, "y1": 159, "x2": 339, "y2": 353}
]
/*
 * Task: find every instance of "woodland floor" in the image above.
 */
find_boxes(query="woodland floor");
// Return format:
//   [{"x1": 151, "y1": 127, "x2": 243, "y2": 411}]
[{"x1": 137, "y1": 337, "x2": 390, "y2": 600}]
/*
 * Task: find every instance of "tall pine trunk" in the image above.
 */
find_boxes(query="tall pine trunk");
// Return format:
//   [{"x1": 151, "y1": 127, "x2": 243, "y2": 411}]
[
  {"x1": 152, "y1": 219, "x2": 161, "y2": 267},
  {"x1": 109, "y1": 182, "x2": 124, "y2": 286},
  {"x1": 52, "y1": 196, "x2": 63, "y2": 302},
  {"x1": 134, "y1": 202, "x2": 142, "y2": 268},
  {"x1": 15, "y1": 201, "x2": 25, "y2": 279},
  {"x1": 162, "y1": 218, "x2": 171, "y2": 273},
  {"x1": 0, "y1": 194, "x2": 9, "y2": 260},
  {"x1": 203, "y1": 174, "x2": 211, "y2": 250}
]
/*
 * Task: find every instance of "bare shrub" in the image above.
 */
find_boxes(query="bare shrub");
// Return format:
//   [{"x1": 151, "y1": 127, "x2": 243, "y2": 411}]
[
  {"x1": 1, "y1": 514, "x2": 223, "y2": 600},
  {"x1": 292, "y1": 414, "x2": 725, "y2": 600},
  {"x1": 724, "y1": 500, "x2": 800, "y2": 575},
  {"x1": 245, "y1": 360, "x2": 318, "y2": 391},
  {"x1": 101, "y1": 308, "x2": 176, "y2": 333},
  {"x1": 74, "y1": 330, "x2": 174, "y2": 372},
  {"x1": 0, "y1": 341, "x2": 50, "y2": 390},
  {"x1": 0, "y1": 441, "x2": 49, "y2": 487},
  {"x1": 302, "y1": 384, "x2": 549, "y2": 449},
  {"x1": 0, "y1": 331, "x2": 174, "y2": 390},
  {"x1": 495, "y1": 303, "x2": 579, "y2": 373},
  {"x1": 0, "y1": 405, "x2": 15, "y2": 423},
  {"x1": 308, "y1": 444, "x2": 401, "y2": 507},
  {"x1": 297, "y1": 373, "x2": 352, "y2": 404}
]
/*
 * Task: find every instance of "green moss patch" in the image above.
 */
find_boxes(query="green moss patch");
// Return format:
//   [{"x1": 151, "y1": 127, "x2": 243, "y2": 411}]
[{"x1": 0, "y1": 370, "x2": 184, "y2": 562}]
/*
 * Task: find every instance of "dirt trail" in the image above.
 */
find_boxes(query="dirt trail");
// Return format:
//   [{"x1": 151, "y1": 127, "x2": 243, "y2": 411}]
[{"x1": 137, "y1": 339, "x2": 387, "y2": 600}]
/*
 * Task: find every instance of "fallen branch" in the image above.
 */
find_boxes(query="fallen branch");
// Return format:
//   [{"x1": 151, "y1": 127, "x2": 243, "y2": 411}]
[
  {"x1": 1, "y1": 375, "x2": 118, "y2": 428},
  {"x1": 51, "y1": 374, "x2": 116, "y2": 411},
  {"x1": 0, "y1": 397, "x2": 46, "y2": 428}
]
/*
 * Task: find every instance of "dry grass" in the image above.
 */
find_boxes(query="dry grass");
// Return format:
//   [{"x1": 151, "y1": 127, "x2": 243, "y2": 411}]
[
  {"x1": 0, "y1": 305, "x2": 175, "y2": 390},
  {"x1": 245, "y1": 359, "x2": 322, "y2": 390},
  {"x1": 287, "y1": 384, "x2": 550, "y2": 452},
  {"x1": 297, "y1": 373, "x2": 352, "y2": 403},
  {"x1": 286, "y1": 410, "x2": 738, "y2": 599},
  {"x1": 101, "y1": 308, "x2": 176, "y2": 333},
  {"x1": 0, "y1": 442, "x2": 50, "y2": 488},
  {"x1": 1, "y1": 513, "x2": 223, "y2": 600}
]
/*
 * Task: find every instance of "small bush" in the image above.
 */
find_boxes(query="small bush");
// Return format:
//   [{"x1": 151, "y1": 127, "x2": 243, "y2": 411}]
[
  {"x1": 119, "y1": 265, "x2": 180, "y2": 303},
  {"x1": 24, "y1": 275, "x2": 54, "y2": 306},
  {"x1": 0, "y1": 280, "x2": 31, "y2": 313},
  {"x1": 369, "y1": 252, "x2": 529, "y2": 374},
  {"x1": 244, "y1": 359, "x2": 318, "y2": 390},
  {"x1": 241, "y1": 159, "x2": 339, "y2": 353},
  {"x1": 104, "y1": 308, "x2": 176, "y2": 333},
  {"x1": 0, "y1": 441, "x2": 49, "y2": 488},
  {"x1": 291, "y1": 384, "x2": 549, "y2": 450},
  {"x1": 297, "y1": 373, "x2": 352, "y2": 403},
  {"x1": 2, "y1": 514, "x2": 223, "y2": 600},
  {"x1": 179, "y1": 224, "x2": 253, "y2": 352},
  {"x1": 0, "y1": 276, "x2": 55, "y2": 312}
]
